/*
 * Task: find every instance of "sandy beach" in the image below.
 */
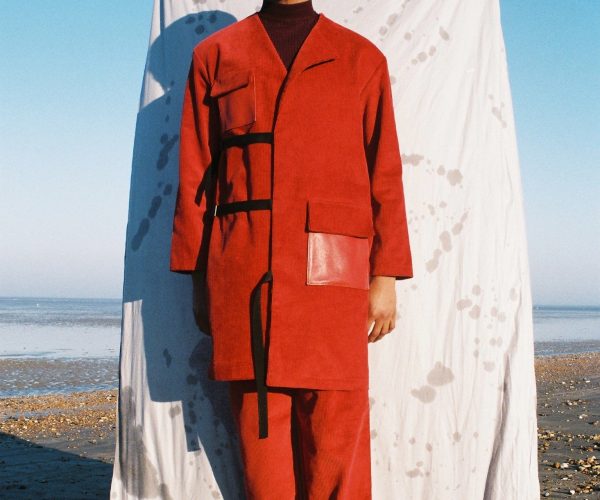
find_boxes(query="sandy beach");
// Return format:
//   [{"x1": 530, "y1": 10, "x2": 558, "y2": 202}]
[
  {"x1": 0, "y1": 389, "x2": 117, "y2": 499},
  {"x1": 536, "y1": 352, "x2": 600, "y2": 498},
  {"x1": 1, "y1": 352, "x2": 599, "y2": 499}
]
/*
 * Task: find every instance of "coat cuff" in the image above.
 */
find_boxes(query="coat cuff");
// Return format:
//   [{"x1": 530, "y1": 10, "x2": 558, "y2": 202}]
[{"x1": 370, "y1": 262, "x2": 414, "y2": 281}]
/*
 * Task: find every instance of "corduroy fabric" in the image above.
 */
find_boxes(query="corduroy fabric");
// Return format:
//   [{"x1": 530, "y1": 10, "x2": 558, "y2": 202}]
[
  {"x1": 228, "y1": 380, "x2": 372, "y2": 499},
  {"x1": 170, "y1": 12, "x2": 414, "y2": 389}
]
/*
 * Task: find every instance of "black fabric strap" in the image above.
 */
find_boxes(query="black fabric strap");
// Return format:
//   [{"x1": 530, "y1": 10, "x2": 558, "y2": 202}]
[
  {"x1": 212, "y1": 136, "x2": 274, "y2": 438},
  {"x1": 221, "y1": 132, "x2": 274, "y2": 149},
  {"x1": 213, "y1": 198, "x2": 272, "y2": 217},
  {"x1": 250, "y1": 269, "x2": 273, "y2": 439}
]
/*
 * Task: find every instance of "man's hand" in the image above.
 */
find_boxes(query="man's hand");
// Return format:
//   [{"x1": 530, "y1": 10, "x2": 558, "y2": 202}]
[
  {"x1": 367, "y1": 275, "x2": 397, "y2": 343},
  {"x1": 191, "y1": 271, "x2": 211, "y2": 336}
]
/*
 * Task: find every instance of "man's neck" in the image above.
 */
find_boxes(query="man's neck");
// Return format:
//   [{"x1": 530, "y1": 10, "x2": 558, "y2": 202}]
[{"x1": 259, "y1": 0, "x2": 317, "y2": 20}]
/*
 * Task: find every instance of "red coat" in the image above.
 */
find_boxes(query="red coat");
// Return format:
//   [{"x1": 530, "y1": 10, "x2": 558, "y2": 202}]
[{"x1": 170, "y1": 11, "x2": 413, "y2": 435}]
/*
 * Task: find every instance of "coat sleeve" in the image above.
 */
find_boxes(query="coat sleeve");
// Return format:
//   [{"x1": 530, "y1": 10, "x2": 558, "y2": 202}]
[
  {"x1": 361, "y1": 56, "x2": 414, "y2": 280},
  {"x1": 169, "y1": 50, "x2": 221, "y2": 275}
]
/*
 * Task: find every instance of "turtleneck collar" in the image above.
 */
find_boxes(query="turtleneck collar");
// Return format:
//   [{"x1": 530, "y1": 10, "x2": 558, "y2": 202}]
[{"x1": 259, "y1": 1, "x2": 317, "y2": 21}]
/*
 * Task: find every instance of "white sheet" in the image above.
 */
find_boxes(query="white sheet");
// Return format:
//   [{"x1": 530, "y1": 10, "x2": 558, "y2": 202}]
[{"x1": 109, "y1": 1, "x2": 540, "y2": 498}]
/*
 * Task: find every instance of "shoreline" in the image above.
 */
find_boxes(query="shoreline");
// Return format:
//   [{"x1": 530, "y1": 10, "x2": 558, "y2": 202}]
[
  {"x1": 2, "y1": 343, "x2": 600, "y2": 399},
  {"x1": 0, "y1": 351, "x2": 599, "y2": 497}
]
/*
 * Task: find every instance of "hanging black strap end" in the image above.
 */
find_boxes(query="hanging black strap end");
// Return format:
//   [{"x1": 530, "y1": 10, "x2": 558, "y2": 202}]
[{"x1": 250, "y1": 269, "x2": 273, "y2": 440}]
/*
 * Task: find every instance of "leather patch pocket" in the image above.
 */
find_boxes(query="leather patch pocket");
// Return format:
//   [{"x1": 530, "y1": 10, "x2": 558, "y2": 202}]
[
  {"x1": 210, "y1": 69, "x2": 256, "y2": 133},
  {"x1": 305, "y1": 200, "x2": 375, "y2": 290}
]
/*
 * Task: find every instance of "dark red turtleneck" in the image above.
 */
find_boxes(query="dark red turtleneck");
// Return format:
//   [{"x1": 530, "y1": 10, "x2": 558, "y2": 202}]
[{"x1": 258, "y1": 1, "x2": 319, "y2": 71}]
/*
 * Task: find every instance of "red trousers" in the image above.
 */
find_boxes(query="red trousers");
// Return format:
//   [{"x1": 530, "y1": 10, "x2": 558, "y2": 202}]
[{"x1": 228, "y1": 380, "x2": 372, "y2": 499}]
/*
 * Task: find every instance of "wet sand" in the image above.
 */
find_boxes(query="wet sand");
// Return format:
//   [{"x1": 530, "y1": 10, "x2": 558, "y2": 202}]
[
  {"x1": 0, "y1": 352, "x2": 599, "y2": 498},
  {"x1": 0, "y1": 356, "x2": 118, "y2": 397}
]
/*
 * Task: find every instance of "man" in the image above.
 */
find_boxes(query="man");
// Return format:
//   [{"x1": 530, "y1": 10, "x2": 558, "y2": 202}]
[{"x1": 170, "y1": 0, "x2": 414, "y2": 496}]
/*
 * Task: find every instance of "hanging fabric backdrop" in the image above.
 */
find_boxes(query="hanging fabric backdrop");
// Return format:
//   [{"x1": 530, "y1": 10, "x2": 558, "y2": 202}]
[{"x1": 109, "y1": 1, "x2": 540, "y2": 498}]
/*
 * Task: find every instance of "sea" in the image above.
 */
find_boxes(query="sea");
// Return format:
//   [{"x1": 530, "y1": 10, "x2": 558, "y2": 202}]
[{"x1": 0, "y1": 297, "x2": 598, "y2": 398}]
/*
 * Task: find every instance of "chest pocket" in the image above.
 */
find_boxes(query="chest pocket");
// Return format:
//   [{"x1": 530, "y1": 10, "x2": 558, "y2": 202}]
[
  {"x1": 305, "y1": 199, "x2": 375, "y2": 290},
  {"x1": 210, "y1": 69, "x2": 256, "y2": 134}
]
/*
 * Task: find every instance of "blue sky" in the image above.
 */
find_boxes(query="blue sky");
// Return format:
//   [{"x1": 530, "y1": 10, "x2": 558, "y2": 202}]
[{"x1": 1, "y1": 1, "x2": 598, "y2": 305}]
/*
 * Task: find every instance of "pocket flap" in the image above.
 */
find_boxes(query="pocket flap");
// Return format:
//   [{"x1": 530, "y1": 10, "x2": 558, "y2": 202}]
[
  {"x1": 210, "y1": 70, "x2": 253, "y2": 98},
  {"x1": 307, "y1": 199, "x2": 375, "y2": 238}
]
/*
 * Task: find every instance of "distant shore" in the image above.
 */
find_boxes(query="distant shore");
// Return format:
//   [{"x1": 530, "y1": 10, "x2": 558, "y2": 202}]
[{"x1": 0, "y1": 351, "x2": 599, "y2": 498}]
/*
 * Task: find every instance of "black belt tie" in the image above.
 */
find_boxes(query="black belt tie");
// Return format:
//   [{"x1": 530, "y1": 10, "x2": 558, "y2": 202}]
[
  {"x1": 215, "y1": 132, "x2": 275, "y2": 439},
  {"x1": 213, "y1": 195, "x2": 274, "y2": 439},
  {"x1": 221, "y1": 131, "x2": 273, "y2": 150},
  {"x1": 250, "y1": 269, "x2": 273, "y2": 439}
]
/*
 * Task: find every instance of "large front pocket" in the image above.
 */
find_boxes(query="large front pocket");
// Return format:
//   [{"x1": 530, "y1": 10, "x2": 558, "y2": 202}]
[
  {"x1": 209, "y1": 69, "x2": 256, "y2": 133},
  {"x1": 305, "y1": 199, "x2": 375, "y2": 290}
]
